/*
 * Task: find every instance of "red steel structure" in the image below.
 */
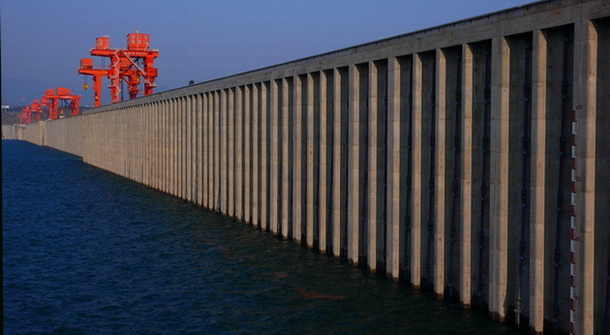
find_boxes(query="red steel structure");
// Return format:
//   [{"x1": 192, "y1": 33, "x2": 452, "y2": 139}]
[
  {"x1": 78, "y1": 58, "x2": 107, "y2": 107},
  {"x1": 18, "y1": 105, "x2": 33, "y2": 124},
  {"x1": 79, "y1": 32, "x2": 159, "y2": 106},
  {"x1": 43, "y1": 88, "x2": 81, "y2": 120},
  {"x1": 18, "y1": 99, "x2": 45, "y2": 124},
  {"x1": 30, "y1": 99, "x2": 44, "y2": 121},
  {"x1": 40, "y1": 94, "x2": 52, "y2": 118},
  {"x1": 19, "y1": 88, "x2": 81, "y2": 124}
]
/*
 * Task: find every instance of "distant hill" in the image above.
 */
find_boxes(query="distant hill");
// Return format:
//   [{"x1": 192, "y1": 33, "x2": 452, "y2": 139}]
[{"x1": 2, "y1": 107, "x2": 23, "y2": 125}]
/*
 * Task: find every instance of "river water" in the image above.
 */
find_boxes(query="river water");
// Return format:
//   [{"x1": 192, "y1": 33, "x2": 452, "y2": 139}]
[{"x1": 3, "y1": 140, "x2": 524, "y2": 334}]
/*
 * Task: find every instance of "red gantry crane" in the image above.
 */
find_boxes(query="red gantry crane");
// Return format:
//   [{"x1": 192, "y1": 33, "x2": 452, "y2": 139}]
[
  {"x1": 18, "y1": 99, "x2": 45, "y2": 124},
  {"x1": 30, "y1": 99, "x2": 44, "y2": 121},
  {"x1": 78, "y1": 58, "x2": 107, "y2": 107},
  {"x1": 79, "y1": 32, "x2": 159, "y2": 106},
  {"x1": 43, "y1": 88, "x2": 82, "y2": 120},
  {"x1": 18, "y1": 105, "x2": 33, "y2": 124},
  {"x1": 18, "y1": 89, "x2": 80, "y2": 124}
]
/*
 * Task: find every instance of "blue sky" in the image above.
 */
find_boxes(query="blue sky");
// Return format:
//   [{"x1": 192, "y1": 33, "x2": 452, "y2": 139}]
[{"x1": 1, "y1": 0, "x2": 532, "y2": 107}]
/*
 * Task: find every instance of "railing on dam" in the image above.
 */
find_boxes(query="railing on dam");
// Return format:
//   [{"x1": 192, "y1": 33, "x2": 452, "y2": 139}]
[{"x1": 13, "y1": 0, "x2": 610, "y2": 333}]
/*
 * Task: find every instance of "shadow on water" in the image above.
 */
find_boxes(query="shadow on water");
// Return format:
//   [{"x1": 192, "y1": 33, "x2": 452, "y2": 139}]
[{"x1": 3, "y1": 140, "x2": 525, "y2": 334}]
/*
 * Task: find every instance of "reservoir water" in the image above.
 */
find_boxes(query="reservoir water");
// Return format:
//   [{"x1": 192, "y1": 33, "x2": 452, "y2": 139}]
[{"x1": 3, "y1": 140, "x2": 524, "y2": 334}]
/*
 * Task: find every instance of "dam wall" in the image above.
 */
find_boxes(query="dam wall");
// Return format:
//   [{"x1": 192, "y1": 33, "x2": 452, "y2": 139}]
[
  {"x1": 2, "y1": 124, "x2": 24, "y2": 140},
  {"x1": 24, "y1": 121, "x2": 46, "y2": 146},
  {"x1": 44, "y1": 116, "x2": 83, "y2": 157},
  {"x1": 13, "y1": 0, "x2": 610, "y2": 333},
  {"x1": 8, "y1": 117, "x2": 83, "y2": 156}
]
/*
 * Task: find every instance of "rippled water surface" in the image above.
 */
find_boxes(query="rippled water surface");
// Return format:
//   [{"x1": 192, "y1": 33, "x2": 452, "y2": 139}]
[{"x1": 3, "y1": 140, "x2": 524, "y2": 334}]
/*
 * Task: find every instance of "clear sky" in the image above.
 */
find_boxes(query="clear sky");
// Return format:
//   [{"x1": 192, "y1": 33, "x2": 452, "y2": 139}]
[{"x1": 1, "y1": 0, "x2": 533, "y2": 107}]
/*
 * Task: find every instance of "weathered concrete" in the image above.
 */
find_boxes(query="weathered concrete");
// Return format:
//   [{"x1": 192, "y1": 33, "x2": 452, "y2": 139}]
[
  {"x1": 16, "y1": 1, "x2": 610, "y2": 333},
  {"x1": 2, "y1": 125, "x2": 24, "y2": 140}
]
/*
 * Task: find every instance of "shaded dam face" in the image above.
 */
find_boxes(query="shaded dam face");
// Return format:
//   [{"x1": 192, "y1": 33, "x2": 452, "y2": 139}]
[{"x1": 9, "y1": 0, "x2": 610, "y2": 333}]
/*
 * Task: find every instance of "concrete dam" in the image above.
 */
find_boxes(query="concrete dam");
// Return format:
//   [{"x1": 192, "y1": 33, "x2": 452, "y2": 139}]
[{"x1": 4, "y1": 0, "x2": 609, "y2": 333}]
